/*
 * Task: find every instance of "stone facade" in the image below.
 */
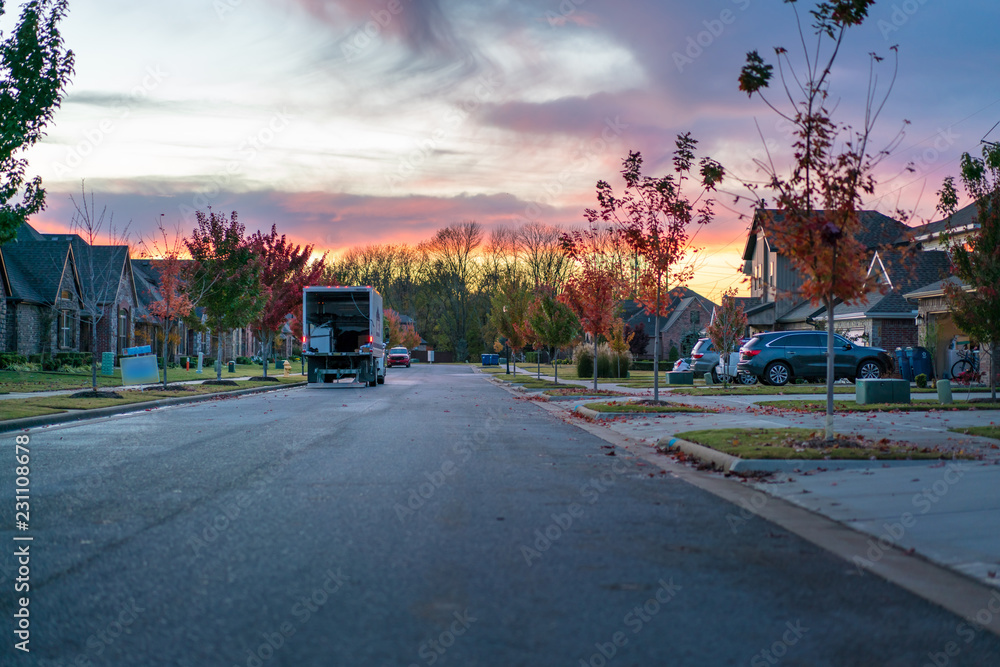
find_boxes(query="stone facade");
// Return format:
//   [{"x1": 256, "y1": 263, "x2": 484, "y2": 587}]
[
  {"x1": 15, "y1": 304, "x2": 40, "y2": 355},
  {"x1": 94, "y1": 267, "x2": 136, "y2": 356},
  {"x1": 660, "y1": 301, "x2": 714, "y2": 357}
]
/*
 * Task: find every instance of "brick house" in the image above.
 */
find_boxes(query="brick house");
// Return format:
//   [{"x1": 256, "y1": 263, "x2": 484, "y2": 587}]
[
  {"x1": 622, "y1": 287, "x2": 717, "y2": 360},
  {"x1": 1, "y1": 222, "x2": 138, "y2": 359},
  {"x1": 66, "y1": 242, "x2": 138, "y2": 357},
  {"x1": 1, "y1": 225, "x2": 84, "y2": 355}
]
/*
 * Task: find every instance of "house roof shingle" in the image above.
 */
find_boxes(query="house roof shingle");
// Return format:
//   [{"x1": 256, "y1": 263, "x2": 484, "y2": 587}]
[{"x1": 4, "y1": 240, "x2": 74, "y2": 304}]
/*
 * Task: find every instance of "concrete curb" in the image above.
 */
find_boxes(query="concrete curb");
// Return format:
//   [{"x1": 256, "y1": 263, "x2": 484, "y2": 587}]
[
  {"x1": 540, "y1": 394, "x2": 627, "y2": 402},
  {"x1": 0, "y1": 381, "x2": 308, "y2": 433},
  {"x1": 654, "y1": 434, "x2": 961, "y2": 473}
]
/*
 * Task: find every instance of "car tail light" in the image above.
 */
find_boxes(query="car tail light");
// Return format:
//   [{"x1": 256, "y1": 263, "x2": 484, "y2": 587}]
[
  {"x1": 741, "y1": 349, "x2": 761, "y2": 358},
  {"x1": 691, "y1": 353, "x2": 703, "y2": 359}
]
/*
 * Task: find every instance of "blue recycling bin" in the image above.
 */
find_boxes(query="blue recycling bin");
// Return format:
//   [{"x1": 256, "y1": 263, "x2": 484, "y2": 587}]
[
  {"x1": 908, "y1": 346, "x2": 934, "y2": 379},
  {"x1": 895, "y1": 347, "x2": 912, "y2": 381}
]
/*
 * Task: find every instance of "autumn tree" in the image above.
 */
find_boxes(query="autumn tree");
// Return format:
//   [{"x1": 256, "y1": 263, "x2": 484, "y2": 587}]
[
  {"x1": 145, "y1": 226, "x2": 193, "y2": 389},
  {"x1": 607, "y1": 317, "x2": 634, "y2": 380},
  {"x1": 560, "y1": 225, "x2": 624, "y2": 391},
  {"x1": 624, "y1": 322, "x2": 650, "y2": 358},
  {"x1": 249, "y1": 225, "x2": 325, "y2": 378},
  {"x1": 737, "y1": 0, "x2": 903, "y2": 439},
  {"x1": 938, "y1": 143, "x2": 1000, "y2": 400},
  {"x1": 419, "y1": 221, "x2": 483, "y2": 361},
  {"x1": 489, "y1": 277, "x2": 533, "y2": 376},
  {"x1": 519, "y1": 222, "x2": 572, "y2": 290},
  {"x1": 185, "y1": 209, "x2": 263, "y2": 380},
  {"x1": 588, "y1": 137, "x2": 723, "y2": 401},
  {"x1": 68, "y1": 183, "x2": 131, "y2": 392},
  {"x1": 528, "y1": 285, "x2": 579, "y2": 384},
  {"x1": 706, "y1": 289, "x2": 747, "y2": 388},
  {"x1": 385, "y1": 308, "x2": 405, "y2": 348},
  {"x1": 0, "y1": 0, "x2": 74, "y2": 243}
]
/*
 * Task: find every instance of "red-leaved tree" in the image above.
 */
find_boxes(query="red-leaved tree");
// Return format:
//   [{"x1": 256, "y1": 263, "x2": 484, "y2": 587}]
[
  {"x1": 560, "y1": 225, "x2": 625, "y2": 391},
  {"x1": 705, "y1": 288, "x2": 747, "y2": 388},
  {"x1": 249, "y1": 225, "x2": 326, "y2": 378},
  {"x1": 144, "y1": 223, "x2": 194, "y2": 389},
  {"x1": 587, "y1": 136, "x2": 723, "y2": 400},
  {"x1": 737, "y1": 0, "x2": 905, "y2": 439}
]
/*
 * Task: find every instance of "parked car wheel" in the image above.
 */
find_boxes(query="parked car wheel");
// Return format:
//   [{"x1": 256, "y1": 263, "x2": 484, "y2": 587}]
[
  {"x1": 765, "y1": 361, "x2": 791, "y2": 386},
  {"x1": 737, "y1": 372, "x2": 758, "y2": 385},
  {"x1": 857, "y1": 360, "x2": 883, "y2": 380}
]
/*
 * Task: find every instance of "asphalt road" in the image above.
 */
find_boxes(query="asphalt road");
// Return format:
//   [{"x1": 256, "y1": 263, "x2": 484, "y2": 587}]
[{"x1": 3, "y1": 363, "x2": 1000, "y2": 666}]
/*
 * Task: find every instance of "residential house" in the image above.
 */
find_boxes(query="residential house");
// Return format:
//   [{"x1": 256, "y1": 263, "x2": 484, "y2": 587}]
[
  {"x1": 621, "y1": 287, "x2": 717, "y2": 359},
  {"x1": 741, "y1": 209, "x2": 915, "y2": 333},
  {"x1": 1, "y1": 224, "x2": 84, "y2": 356},
  {"x1": 902, "y1": 199, "x2": 991, "y2": 380},
  {"x1": 738, "y1": 207, "x2": 984, "y2": 378}
]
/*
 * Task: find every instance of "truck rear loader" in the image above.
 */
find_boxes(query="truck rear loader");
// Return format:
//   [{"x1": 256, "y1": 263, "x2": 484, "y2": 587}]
[{"x1": 303, "y1": 286, "x2": 386, "y2": 386}]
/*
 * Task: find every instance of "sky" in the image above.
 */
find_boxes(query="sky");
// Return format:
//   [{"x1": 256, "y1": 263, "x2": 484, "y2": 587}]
[{"x1": 19, "y1": 0, "x2": 1000, "y2": 301}]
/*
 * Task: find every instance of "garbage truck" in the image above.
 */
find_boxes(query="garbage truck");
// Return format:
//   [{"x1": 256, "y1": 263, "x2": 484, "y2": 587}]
[{"x1": 303, "y1": 286, "x2": 386, "y2": 386}]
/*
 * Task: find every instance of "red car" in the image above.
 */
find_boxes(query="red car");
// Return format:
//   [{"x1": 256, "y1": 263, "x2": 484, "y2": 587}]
[{"x1": 387, "y1": 347, "x2": 411, "y2": 368}]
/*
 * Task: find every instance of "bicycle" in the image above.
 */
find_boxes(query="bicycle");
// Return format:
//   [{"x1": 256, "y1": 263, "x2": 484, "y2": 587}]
[{"x1": 950, "y1": 347, "x2": 981, "y2": 386}]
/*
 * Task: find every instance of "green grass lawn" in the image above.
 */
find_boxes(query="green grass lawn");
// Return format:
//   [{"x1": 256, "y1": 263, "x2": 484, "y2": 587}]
[
  {"x1": 583, "y1": 401, "x2": 712, "y2": 414},
  {"x1": 0, "y1": 402, "x2": 66, "y2": 420},
  {"x1": 757, "y1": 400, "x2": 1000, "y2": 412},
  {"x1": 0, "y1": 364, "x2": 302, "y2": 394},
  {"x1": 949, "y1": 426, "x2": 1000, "y2": 440},
  {"x1": 0, "y1": 376, "x2": 305, "y2": 420},
  {"x1": 673, "y1": 428, "x2": 954, "y2": 460}
]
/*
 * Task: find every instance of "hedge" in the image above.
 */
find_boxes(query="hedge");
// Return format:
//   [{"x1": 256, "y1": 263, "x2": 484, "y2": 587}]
[
  {"x1": 630, "y1": 360, "x2": 674, "y2": 371},
  {"x1": 0, "y1": 352, "x2": 27, "y2": 369}
]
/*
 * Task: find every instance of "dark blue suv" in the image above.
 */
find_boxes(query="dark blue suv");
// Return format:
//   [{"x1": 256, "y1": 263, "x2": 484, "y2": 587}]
[{"x1": 736, "y1": 331, "x2": 893, "y2": 386}]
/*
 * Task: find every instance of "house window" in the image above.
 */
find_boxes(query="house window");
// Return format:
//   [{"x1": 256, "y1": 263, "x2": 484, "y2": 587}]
[
  {"x1": 690, "y1": 311, "x2": 700, "y2": 325},
  {"x1": 118, "y1": 308, "x2": 129, "y2": 355},
  {"x1": 59, "y1": 310, "x2": 73, "y2": 349},
  {"x1": 60, "y1": 289, "x2": 71, "y2": 300}
]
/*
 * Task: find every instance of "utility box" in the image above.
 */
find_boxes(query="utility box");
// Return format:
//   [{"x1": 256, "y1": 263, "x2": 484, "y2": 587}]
[
  {"x1": 856, "y1": 378, "x2": 910, "y2": 405},
  {"x1": 665, "y1": 371, "x2": 694, "y2": 385}
]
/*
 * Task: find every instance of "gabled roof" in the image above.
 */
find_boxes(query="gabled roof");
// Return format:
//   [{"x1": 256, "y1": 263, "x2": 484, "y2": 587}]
[
  {"x1": 906, "y1": 200, "x2": 981, "y2": 243},
  {"x1": 621, "y1": 287, "x2": 717, "y2": 337},
  {"x1": 743, "y1": 209, "x2": 911, "y2": 263},
  {"x1": 903, "y1": 276, "x2": 970, "y2": 300},
  {"x1": 130, "y1": 260, "x2": 163, "y2": 323},
  {"x1": 3, "y1": 239, "x2": 79, "y2": 305}
]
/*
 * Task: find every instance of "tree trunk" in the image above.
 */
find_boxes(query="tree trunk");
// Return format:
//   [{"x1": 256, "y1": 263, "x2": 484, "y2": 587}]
[
  {"x1": 90, "y1": 318, "x2": 98, "y2": 392},
  {"x1": 262, "y1": 334, "x2": 269, "y2": 379},
  {"x1": 216, "y1": 330, "x2": 224, "y2": 380},
  {"x1": 653, "y1": 280, "x2": 661, "y2": 402},
  {"x1": 825, "y1": 294, "x2": 836, "y2": 441},
  {"x1": 162, "y1": 322, "x2": 170, "y2": 389},
  {"x1": 992, "y1": 341, "x2": 997, "y2": 403},
  {"x1": 553, "y1": 347, "x2": 559, "y2": 385},
  {"x1": 593, "y1": 335, "x2": 598, "y2": 392}
]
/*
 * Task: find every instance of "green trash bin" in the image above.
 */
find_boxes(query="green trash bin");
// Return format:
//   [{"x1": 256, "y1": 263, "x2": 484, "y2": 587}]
[{"x1": 227, "y1": 360, "x2": 235, "y2": 373}]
